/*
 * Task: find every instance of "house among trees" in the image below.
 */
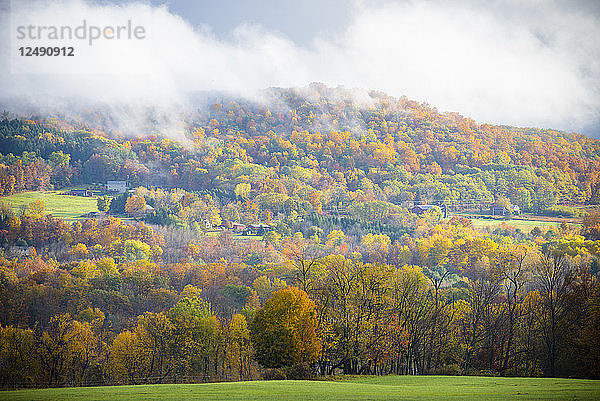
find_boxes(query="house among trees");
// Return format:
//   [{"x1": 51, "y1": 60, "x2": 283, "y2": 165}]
[
  {"x1": 68, "y1": 189, "x2": 93, "y2": 197},
  {"x1": 244, "y1": 223, "x2": 273, "y2": 236},
  {"x1": 411, "y1": 204, "x2": 448, "y2": 218},
  {"x1": 411, "y1": 204, "x2": 437, "y2": 215},
  {"x1": 231, "y1": 222, "x2": 246, "y2": 231},
  {"x1": 221, "y1": 221, "x2": 248, "y2": 232},
  {"x1": 106, "y1": 180, "x2": 127, "y2": 193},
  {"x1": 491, "y1": 205, "x2": 520, "y2": 216},
  {"x1": 80, "y1": 211, "x2": 105, "y2": 218}
]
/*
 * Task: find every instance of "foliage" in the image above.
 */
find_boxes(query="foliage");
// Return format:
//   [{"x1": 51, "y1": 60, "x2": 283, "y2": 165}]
[
  {"x1": 1, "y1": 87, "x2": 600, "y2": 387},
  {"x1": 250, "y1": 287, "x2": 320, "y2": 369}
]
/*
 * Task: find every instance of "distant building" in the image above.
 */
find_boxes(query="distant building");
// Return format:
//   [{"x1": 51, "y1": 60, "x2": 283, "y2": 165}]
[
  {"x1": 80, "y1": 211, "x2": 105, "y2": 218},
  {"x1": 221, "y1": 221, "x2": 248, "y2": 231},
  {"x1": 107, "y1": 181, "x2": 127, "y2": 193},
  {"x1": 491, "y1": 205, "x2": 520, "y2": 216},
  {"x1": 411, "y1": 204, "x2": 447, "y2": 218},
  {"x1": 244, "y1": 223, "x2": 273, "y2": 236},
  {"x1": 69, "y1": 189, "x2": 93, "y2": 197},
  {"x1": 492, "y1": 207, "x2": 506, "y2": 216},
  {"x1": 231, "y1": 222, "x2": 246, "y2": 231},
  {"x1": 411, "y1": 204, "x2": 437, "y2": 215}
]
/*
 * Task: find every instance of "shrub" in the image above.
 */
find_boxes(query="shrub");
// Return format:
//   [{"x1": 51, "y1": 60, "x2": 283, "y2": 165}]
[
  {"x1": 284, "y1": 363, "x2": 313, "y2": 380},
  {"x1": 262, "y1": 368, "x2": 287, "y2": 380},
  {"x1": 431, "y1": 363, "x2": 462, "y2": 376},
  {"x1": 542, "y1": 205, "x2": 585, "y2": 218}
]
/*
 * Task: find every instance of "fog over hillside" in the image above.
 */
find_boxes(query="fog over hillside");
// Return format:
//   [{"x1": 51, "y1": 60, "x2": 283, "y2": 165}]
[{"x1": 1, "y1": 0, "x2": 599, "y2": 136}]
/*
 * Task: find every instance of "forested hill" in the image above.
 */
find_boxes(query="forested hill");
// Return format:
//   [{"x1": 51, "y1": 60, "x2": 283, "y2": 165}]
[
  {"x1": 3, "y1": 85, "x2": 600, "y2": 385},
  {"x1": 1, "y1": 83, "x2": 600, "y2": 211}
]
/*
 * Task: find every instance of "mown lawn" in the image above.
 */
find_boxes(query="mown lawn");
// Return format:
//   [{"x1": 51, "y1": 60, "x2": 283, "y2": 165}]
[
  {"x1": 0, "y1": 189, "x2": 98, "y2": 220},
  {"x1": 1, "y1": 376, "x2": 599, "y2": 401}
]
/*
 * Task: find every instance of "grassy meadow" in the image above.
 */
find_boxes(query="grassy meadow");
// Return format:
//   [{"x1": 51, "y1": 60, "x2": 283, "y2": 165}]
[
  {"x1": 1, "y1": 376, "x2": 599, "y2": 401},
  {"x1": 469, "y1": 217, "x2": 561, "y2": 232},
  {"x1": 0, "y1": 189, "x2": 98, "y2": 220}
]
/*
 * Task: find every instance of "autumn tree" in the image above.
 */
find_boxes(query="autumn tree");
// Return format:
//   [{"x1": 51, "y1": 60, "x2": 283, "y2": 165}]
[
  {"x1": 281, "y1": 235, "x2": 325, "y2": 293},
  {"x1": 226, "y1": 314, "x2": 252, "y2": 380},
  {"x1": 125, "y1": 195, "x2": 146, "y2": 215},
  {"x1": 533, "y1": 248, "x2": 576, "y2": 376},
  {"x1": 250, "y1": 287, "x2": 320, "y2": 369},
  {"x1": 582, "y1": 212, "x2": 600, "y2": 240},
  {"x1": 134, "y1": 312, "x2": 174, "y2": 383},
  {"x1": 0, "y1": 325, "x2": 37, "y2": 387},
  {"x1": 110, "y1": 330, "x2": 151, "y2": 384},
  {"x1": 168, "y1": 297, "x2": 221, "y2": 381}
]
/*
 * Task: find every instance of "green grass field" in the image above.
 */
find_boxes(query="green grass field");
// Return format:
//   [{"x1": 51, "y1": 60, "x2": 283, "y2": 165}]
[
  {"x1": 469, "y1": 218, "x2": 560, "y2": 232},
  {"x1": 1, "y1": 376, "x2": 599, "y2": 401},
  {"x1": 0, "y1": 189, "x2": 98, "y2": 220},
  {"x1": 206, "y1": 230, "x2": 264, "y2": 241}
]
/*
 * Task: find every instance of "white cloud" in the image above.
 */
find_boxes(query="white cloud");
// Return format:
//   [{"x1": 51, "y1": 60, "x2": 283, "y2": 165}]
[{"x1": 1, "y1": 0, "x2": 599, "y2": 135}]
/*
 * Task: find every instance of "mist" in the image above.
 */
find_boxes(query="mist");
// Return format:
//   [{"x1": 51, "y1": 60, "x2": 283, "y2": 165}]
[{"x1": 1, "y1": 0, "x2": 599, "y2": 137}]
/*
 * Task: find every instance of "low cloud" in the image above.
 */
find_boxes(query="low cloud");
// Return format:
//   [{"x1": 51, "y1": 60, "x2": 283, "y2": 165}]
[{"x1": 1, "y1": 0, "x2": 599, "y2": 136}]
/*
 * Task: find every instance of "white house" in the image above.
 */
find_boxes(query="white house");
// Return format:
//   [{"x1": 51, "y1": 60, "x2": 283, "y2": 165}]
[{"x1": 106, "y1": 180, "x2": 127, "y2": 193}]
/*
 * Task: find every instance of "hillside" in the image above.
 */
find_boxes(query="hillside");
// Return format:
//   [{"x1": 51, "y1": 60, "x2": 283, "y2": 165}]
[
  {"x1": 1, "y1": 84, "x2": 599, "y2": 211},
  {"x1": 1, "y1": 85, "x2": 600, "y2": 388}
]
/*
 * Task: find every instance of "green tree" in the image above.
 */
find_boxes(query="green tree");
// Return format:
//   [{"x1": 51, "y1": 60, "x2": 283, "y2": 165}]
[
  {"x1": 122, "y1": 239, "x2": 151, "y2": 261},
  {"x1": 168, "y1": 297, "x2": 220, "y2": 380},
  {"x1": 48, "y1": 151, "x2": 70, "y2": 168},
  {"x1": 325, "y1": 229, "x2": 345, "y2": 248},
  {"x1": 97, "y1": 196, "x2": 111, "y2": 212}
]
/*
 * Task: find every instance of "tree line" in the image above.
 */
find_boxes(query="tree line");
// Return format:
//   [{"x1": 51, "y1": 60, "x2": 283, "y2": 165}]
[{"x1": 1, "y1": 206, "x2": 599, "y2": 387}]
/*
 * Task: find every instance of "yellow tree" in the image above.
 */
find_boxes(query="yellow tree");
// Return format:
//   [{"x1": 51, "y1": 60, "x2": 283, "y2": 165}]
[
  {"x1": 234, "y1": 183, "x2": 251, "y2": 200},
  {"x1": 253, "y1": 276, "x2": 287, "y2": 304},
  {"x1": 36, "y1": 314, "x2": 96, "y2": 386},
  {"x1": 168, "y1": 297, "x2": 221, "y2": 381},
  {"x1": 325, "y1": 230, "x2": 345, "y2": 248},
  {"x1": 497, "y1": 243, "x2": 532, "y2": 372},
  {"x1": 69, "y1": 320, "x2": 104, "y2": 386},
  {"x1": 110, "y1": 330, "x2": 151, "y2": 384},
  {"x1": 134, "y1": 312, "x2": 174, "y2": 383},
  {"x1": 0, "y1": 325, "x2": 37, "y2": 387},
  {"x1": 361, "y1": 233, "x2": 391, "y2": 263},
  {"x1": 250, "y1": 287, "x2": 320, "y2": 369},
  {"x1": 27, "y1": 199, "x2": 45, "y2": 219},
  {"x1": 226, "y1": 314, "x2": 251, "y2": 380},
  {"x1": 125, "y1": 195, "x2": 146, "y2": 215}
]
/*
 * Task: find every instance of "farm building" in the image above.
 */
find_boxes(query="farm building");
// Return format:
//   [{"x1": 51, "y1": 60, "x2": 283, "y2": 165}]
[
  {"x1": 231, "y1": 222, "x2": 246, "y2": 231},
  {"x1": 491, "y1": 205, "x2": 520, "y2": 216},
  {"x1": 69, "y1": 189, "x2": 93, "y2": 197},
  {"x1": 411, "y1": 204, "x2": 437, "y2": 214},
  {"x1": 221, "y1": 221, "x2": 248, "y2": 231},
  {"x1": 411, "y1": 204, "x2": 447, "y2": 218},
  {"x1": 80, "y1": 211, "x2": 105, "y2": 218},
  {"x1": 106, "y1": 181, "x2": 127, "y2": 193},
  {"x1": 244, "y1": 223, "x2": 273, "y2": 235}
]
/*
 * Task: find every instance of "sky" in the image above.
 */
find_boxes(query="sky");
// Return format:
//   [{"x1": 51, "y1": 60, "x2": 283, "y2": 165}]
[{"x1": 1, "y1": 0, "x2": 599, "y2": 137}]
